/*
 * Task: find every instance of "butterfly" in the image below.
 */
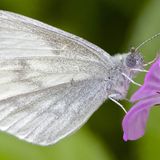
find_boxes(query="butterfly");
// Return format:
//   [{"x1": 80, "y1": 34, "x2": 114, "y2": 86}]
[{"x1": 0, "y1": 10, "x2": 144, "y2": 146}]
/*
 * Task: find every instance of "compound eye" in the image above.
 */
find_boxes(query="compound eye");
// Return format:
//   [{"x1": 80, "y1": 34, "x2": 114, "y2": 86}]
[{"x1": 126, "y1": 54, "x2": 137, "y2": 68}]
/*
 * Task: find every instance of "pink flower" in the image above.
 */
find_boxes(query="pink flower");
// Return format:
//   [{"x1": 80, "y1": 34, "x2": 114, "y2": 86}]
[{"x1": 122, "y1": 57, "x2": 160, "y2": 141}]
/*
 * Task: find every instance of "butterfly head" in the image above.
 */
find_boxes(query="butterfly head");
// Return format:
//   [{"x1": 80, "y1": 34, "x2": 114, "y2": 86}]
[
  {"x1": 111, "y1": 48, "x2": 144, "y2": 100},
  {"x1": 125, "y1": 47, "x2": 144, "y2": 70}
]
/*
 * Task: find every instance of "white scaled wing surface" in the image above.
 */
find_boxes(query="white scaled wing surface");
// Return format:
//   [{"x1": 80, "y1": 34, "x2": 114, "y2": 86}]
[{"x1": 0, "y1": 10, "x2": 111, "y2": 145}]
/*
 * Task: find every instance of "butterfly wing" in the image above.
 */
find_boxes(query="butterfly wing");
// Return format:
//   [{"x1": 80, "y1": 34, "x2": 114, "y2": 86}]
[
  {"x1": 0, "y1": 10, "x2": 110, "y2": 145},
  {"x1": 0, "y1": 79, "x2": 107, "y2": 146}
]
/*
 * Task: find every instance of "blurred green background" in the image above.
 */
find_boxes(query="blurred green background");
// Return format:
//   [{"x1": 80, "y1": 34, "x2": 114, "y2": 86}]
[{"x1": 0, "y1": 0, "x2": 160, "y2": 160}]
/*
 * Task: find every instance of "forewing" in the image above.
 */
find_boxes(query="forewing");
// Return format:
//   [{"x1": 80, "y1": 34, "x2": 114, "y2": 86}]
[
  {"x1": 0, "y1": 10, "x2": 111, "y2": 100},
  {"x1": 0, "y1": 10, "x2": 110, "y2": 145}
]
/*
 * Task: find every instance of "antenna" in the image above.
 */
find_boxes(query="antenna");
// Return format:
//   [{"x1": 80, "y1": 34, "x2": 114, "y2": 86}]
[{"x1": 135, "y1": 32, "x2": 160, "y2": 51}]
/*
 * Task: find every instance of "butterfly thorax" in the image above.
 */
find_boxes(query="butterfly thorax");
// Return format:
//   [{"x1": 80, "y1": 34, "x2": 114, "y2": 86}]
[{"x1": 105, "y1": 51, "x2": 144, "y2": 100}]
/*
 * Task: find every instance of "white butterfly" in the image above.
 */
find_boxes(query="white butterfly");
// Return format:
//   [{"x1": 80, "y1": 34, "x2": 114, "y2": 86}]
[{"x1": 0, "y1": 10, "x2": 144, "y2": 146}]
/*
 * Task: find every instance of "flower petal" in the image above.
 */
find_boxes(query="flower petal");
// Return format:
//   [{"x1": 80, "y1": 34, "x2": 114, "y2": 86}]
[
  {"x1": 122, "y1": 95, "x2": 160, "y2": 141},
  {"x1": 131, "y1": 58, "x2": 160, "y2": 102}
]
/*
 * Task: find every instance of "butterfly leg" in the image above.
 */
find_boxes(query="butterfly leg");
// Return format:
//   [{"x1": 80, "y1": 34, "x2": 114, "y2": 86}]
[
  {"x1": 122, "y1": 73, "x2": 142, "y2": 87},
  {"x1": 143, "y1": 54, "x2": 159, "y2": 66},
  {"x1": 130, "y1": 68, "x2": 148, "y2": 73},
  {"x1": 108, "y1": 94, "x2": 127, "y2": 113}
]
